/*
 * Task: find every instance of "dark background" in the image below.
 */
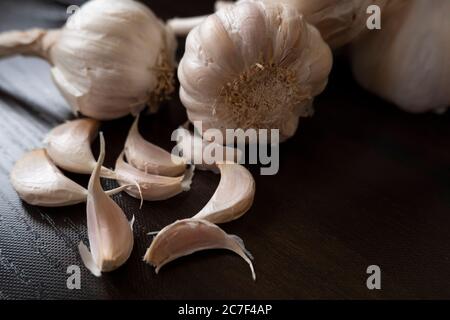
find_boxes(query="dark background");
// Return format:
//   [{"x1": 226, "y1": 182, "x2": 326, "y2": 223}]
[{"x1": 0, "y1": 0, "x2": 449, "y2": 300}]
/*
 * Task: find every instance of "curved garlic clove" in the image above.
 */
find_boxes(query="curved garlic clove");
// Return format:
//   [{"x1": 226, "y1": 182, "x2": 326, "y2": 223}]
[
  {"x1": 10, "y1": 149, "x2": 88, "y2": 207},
  {"x1": 194, "y1": 163, "x2": 255, "y2": 224},
  {"x1": 178, "y1": 0, "x2": 332, "y2": 142},
  {"x1": 124, "y1": 114, "x2": 186, "y2": 177},
  {"x1": 44, "y1": 118, "x2": 116, "y2": 178},
  {"x1": 143, "y1": 218, "x2": 256, "y2": 280},
  {"x1": 115, "y1": 152, "x2": 193, "y2": 201},
  {"x1": 79, "y1": 133, "x2": 134, "y2": 276},
  {"x1": 0, "y1": 0, "x2": 176, "y2": 120},
  {"x1": 351, "y1": 0, "x2": 450, "y2": 113},
  {"x1": 174, "y1": 127, "x2": 242, "y2": 173}
]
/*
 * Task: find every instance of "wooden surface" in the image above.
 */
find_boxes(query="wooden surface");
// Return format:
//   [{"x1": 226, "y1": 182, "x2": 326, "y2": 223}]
[{"x1": 0, "y1": 0, "x2": 449, "y2": 300}]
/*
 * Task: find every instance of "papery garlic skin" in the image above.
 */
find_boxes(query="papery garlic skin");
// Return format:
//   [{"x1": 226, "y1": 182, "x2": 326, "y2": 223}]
[
  {"x1": 115, "y1": 152, "x2": 193, "y2": 201},
  {"x1": 124, "y1": 115, "x2": 186, "y2": 177},
  {"x1": 264, "y1": 0, "x2": 389, "y2": 49},
  {"x1": 193, "y1": 163, "x2": 255, "y2": 224},
  {"x1": 351, "y1": 0, "x2": 450, "y2": 113},
  {"x1": 10, "y1": 149, "x2": 88, "y2": 207},
  {"x1": 44, "y1": 118, "x2": 116, "y2": 178},
  {"x1": 80, "y1": 133, "x2": 134, "y2": 276},
  {"x1": 0, "y1": 0, "x2": 176, "y2": 120},
  {"x1": 178, "y1": 0, "x2": 332, "y2": 142},
  {"x1": 144, "y1": 218, "x2": 256, "y2": 280}
]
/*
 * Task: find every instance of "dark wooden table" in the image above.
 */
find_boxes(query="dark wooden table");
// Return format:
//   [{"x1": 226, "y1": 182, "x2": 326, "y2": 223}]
[{"x1": 0, "y1": 0, "x2": 449, "y2": 300}]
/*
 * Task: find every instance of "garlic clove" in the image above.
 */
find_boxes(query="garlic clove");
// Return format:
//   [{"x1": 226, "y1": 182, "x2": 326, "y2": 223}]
[
  {"x1": 115, "y1": 151, "x2": 193, "y2": 201},
  {"x1": 174, "y1": 127, "x2": 242, "y2": 173},
  {"x1": 79, "y1": 132, "x2": 134, "y2": 276},
  {"x1": 143, "y1": 218, "x2": 256, "y2": 280},
  {"x1": 44, "y1": 118, "x2": 116, "y2": 178},
  {"x1": 10, "y1": 149, "x2": 88, "y2": 207},
  {"x1": 124, "y1": 114, "x2": 186, "y2": 177},
  {"x1": 10, "y1": 148, "x2": 131, "y2": 207},
  {"x1": 193, "y1": 162, "x2": 255, "y2": 224}
]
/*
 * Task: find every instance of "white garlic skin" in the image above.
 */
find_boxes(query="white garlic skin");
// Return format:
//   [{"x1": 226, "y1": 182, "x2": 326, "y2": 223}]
[
  {"x1": 264, "y1": 0, "x2": 390, "y2": 49},
  {"x1": 178, "y1": 0, "x2": 332, "y2": 142},
  {"x1": 49, "y1": 0, "x2": 176, "y2": 120},
  {"x1": 351, "y1": 0, "x2": 450, "y2": 113}
]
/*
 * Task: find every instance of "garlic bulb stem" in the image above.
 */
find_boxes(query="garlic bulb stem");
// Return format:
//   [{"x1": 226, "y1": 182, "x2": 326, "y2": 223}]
[
  {"x1": 168, "y1": 1, "x2": 233, "y2": 36},
  {"x1": 168, "y1": 16, "x2": 208, "y2": 36},
  {"x1": 0, "y1": 29, "x2": 59, "y2": 60}
]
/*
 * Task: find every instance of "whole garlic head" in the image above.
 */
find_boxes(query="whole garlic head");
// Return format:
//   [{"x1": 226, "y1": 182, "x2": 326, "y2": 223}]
[
  {"x1": 178, "y1": 0, "x2": 332, "y2": 142},
  {"x1": 265, "y1": 0, "x2": 390, "y2": 49},
  {"x1": 351, "y1": 0, "x2": 450, "y2": 113},
  {"x1": 0, "y1": 0, "x2": 177, "y2": 120}
]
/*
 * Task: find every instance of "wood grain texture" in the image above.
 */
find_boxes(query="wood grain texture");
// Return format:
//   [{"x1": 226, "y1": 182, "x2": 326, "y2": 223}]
[{"x1": 0, "y1": 0, "x2": 449, "y2": 300}]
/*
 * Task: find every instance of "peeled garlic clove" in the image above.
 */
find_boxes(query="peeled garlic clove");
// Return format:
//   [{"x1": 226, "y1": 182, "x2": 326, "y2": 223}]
[
  {"x1": 174, "y1": 127, "x2": 242, "y2": 173},
  {"x1": 193, "y1": 163, "x2": 255, "y2": 224},
  {"x1": 178, "y1": 0, "x2": 332, "y2": 142},
  {"x1": 351, "y1": 0, "x2": 450, "y2": 113},
  {"x1": 44, "y1": 118, "x2": 116, "y2": 178},
  {"x1": 125, "y1": 114, "x2": 186, "y2": 177},
  {"x1": 144, "y1": 218, "x2": 256, "y2": 280},
  {"x1": 0, "y1": 0, "x2": 176, "y2": 120},
  {"x1": 79, "y1": 133, "x2": 134, "y2": 276},
  {"x1": 115, "y1": 152, "x2": 193, "y2": 201},
  {"x1": 10, "y1": 149, "x2": 88, "y2": 207}
]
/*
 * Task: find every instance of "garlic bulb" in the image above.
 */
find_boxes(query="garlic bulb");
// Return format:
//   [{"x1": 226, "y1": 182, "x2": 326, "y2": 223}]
[
  {"x1": 0, "y1": 0, "x2": 176, "y2": 120},
  {"x1": 79, "y1": 133, "x2": 134, "y2": 276},
  {"x1": 44, "y1": 118, "x2": 117, "y2": 178},
  {"x1": 10, "y1": 149, "x2": 128, "y2": 207},
  {"x1": 124, "y1": 115, "x2": 186, "y2": 177},
  {"x1": 178, "y1": 0, "x2": 332, "y2": 142},
  {"x1": 115, "y1": 152, "x2": 193, "y2": 201},
  {"x1": 264, "y1": 0, "x2": 390, "y2": 49},
  {"x1": 144, "y1": 218, "x2": 256, "y2": 280},
  {"x1": 169, "y1": 0, "x2": 394, "y2": 49},
  {"x1": 193, "y1": 163, "x2": 255, "y2": 224},
  {"x1": 351, "y1": 0, "x2": 450, "y2": 113}
]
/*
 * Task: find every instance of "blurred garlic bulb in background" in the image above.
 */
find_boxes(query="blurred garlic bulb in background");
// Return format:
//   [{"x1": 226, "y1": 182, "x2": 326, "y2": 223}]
[
  {"x1": 178, "y1": 0, "x2": 332, "y2": 142},
  {"x1": 351, "y1": 0, "x2": 450, "y2": 114},
  {"x1": 169, "y1": 0, "x2": 398, "y2": 49},
  {"x1": 0, "y1": 0, "x2": 176, "y2": 120},
  {"x1": 264, "y1": 0, "x2": 389, "y2": 49}
]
